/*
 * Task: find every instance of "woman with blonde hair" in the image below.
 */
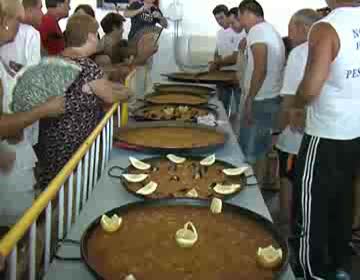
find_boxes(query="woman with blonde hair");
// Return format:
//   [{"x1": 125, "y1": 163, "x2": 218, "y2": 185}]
[
  {"x1": 0, "y1": 0, "x2": 64, "y2": 227},
  {"x1": 37, "y1": 13, "x2": 132, "y2": 189}
]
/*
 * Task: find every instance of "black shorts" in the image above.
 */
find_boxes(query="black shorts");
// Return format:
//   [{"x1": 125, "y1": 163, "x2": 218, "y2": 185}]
[{"x1": 276, "y1": 148, "x2": 297, "y2": 182}]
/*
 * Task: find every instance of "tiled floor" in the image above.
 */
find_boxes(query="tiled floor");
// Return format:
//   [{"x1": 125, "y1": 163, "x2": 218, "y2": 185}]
[{"x1": 262, "y1": 190, "x2": 360, "y2": 279}]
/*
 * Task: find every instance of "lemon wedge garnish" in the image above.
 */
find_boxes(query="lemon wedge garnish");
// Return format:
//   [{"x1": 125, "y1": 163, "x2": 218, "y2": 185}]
[
  {"x1": 200, "y1": 154, "x2": 216, "y2": 166},
  {"x1": 122, "y1": 174, "x2": 148, "y2": 183},
  {"x1": 167, "y1": 154, "x2": 186, "y2": 164},
  {"x1": 178, "y1": 106, "x2": 189, "y2": 113},
  {"x1": 129, "y1": 157, "x2": 151, "y2": 170},
  {"x1": 186, "y1": 188, "x2": 198, "y2": 198},
  {"x1": 213, "y1": 183, "x2": 241, "y2": 195},
  {"x1": 124, "y1": 274, "x2": 136, "y2": 280},
  {"x1": 175, "y1": 221, "x2": 198, "y2": 248},
  {"x1": 222, "y1": 166, "x2": 249, "y2": 176},
  {"x1": 136, "y1": 181, "x2": 158, "y2": 195},
  {"x1": 210, "y1": 197, "x2": 222, "y2": 214},
  {"x1": 163, "y1": 107, "x2": 175, "y2": 115},
  {"x1": 256, "y1": 245, "x2": 283, "y2": 269},
  {"x1": 100, "y1": 214, "x2": 122, "y2": 233}
]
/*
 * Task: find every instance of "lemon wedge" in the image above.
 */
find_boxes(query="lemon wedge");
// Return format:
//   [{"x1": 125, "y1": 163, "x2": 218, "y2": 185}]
[
  {"x1": 178, "y1": 105, "x2": 189, "y2": 113},
  {"x1": 200, "y1": 154, "x2": 216, "y2": 166},
  {"x1": 136, "y1": 181, "x2": 158, "y2": 195},
  {"x1": 210, "y1": 197, "x2": 222, "y2": 214},
  {"x1": 213, "y1": 183, "x2": 241, "y2": 195},
  {"x1": 256, "y1": 245, "x2": 283, "y2": 269},
  {"x1": 122, "y1": 174, "x2": 148, "y2": 183},
  {"x1": 163, "y1": 107, "x2": 175, "y2": 115},
  {"x1": 100, "y1": 214, "x2": 122, "y2": 233},
  {"x1": 129, "y1": 157, "x2": 151, "y2": 170},
  {"x1": 124, "y1": 274, "x2": 136, "y2": 280},
  {"x1": 222, "y1": 166, "x2": 249, "y2": 176},
  {"x1": 175, "y1": 222, "x2": 198, "y2": 248},
  {"x1": 167, "y1": 154, "x2": 186, "y2": 164},
  {"x1": 185, "y1": 188, "x2": 199, "y2": 198}
]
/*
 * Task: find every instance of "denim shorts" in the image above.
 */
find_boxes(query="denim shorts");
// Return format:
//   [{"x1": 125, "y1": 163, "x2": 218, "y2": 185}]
[
  {"x1": 238, "y1": 96, "x2": 281, "y2": 164},
  {"x1": 217, "y1": 86, "x2": 241, "y2": 115}
]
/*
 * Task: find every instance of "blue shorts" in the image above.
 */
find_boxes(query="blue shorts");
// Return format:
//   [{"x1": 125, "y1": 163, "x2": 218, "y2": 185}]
[
  {"x1": 238, "y1": 97, "x2": 281, "y2": 164},
  {"x1": 217, "y1": 86, "x2": 241, "y2": 114}
]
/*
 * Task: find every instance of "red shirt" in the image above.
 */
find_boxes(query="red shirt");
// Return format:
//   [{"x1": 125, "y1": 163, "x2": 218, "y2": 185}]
[{"x1": 38, "y1": 14, "x2": 65, "y2": 55}]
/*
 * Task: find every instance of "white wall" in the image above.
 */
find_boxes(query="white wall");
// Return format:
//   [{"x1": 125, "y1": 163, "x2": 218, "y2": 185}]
[
  {"x1": 44, "y1": 0, "x2": 327, "y2": 36},
  {"x1": 167, "y1": 0, "x2": 327, "y2": 36},
  {"x1": 41, "y1": 0, "x2": 328, "y2": 81}
]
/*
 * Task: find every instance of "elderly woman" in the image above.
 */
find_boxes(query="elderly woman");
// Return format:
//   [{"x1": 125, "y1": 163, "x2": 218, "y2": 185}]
[
  {"x1": 0, "y1": 0, "x2": 64, "y2": 227},
  {"x1": 37, "y1": 14, "x2": 132, "y2": 189}
]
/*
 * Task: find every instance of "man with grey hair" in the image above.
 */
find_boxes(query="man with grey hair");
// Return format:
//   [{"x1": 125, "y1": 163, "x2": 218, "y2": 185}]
[
  {"x1": 276, "y1": 8, "x2": 319, "y2": 234},
  {"x1": 292, "y1": 0, "x2": 360, "y2": 279}
]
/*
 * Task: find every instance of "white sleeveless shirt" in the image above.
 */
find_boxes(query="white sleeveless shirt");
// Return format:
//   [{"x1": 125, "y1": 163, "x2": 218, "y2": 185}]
[{"x1": 305, "y1": 7, "x2": 360, "y2": 140}]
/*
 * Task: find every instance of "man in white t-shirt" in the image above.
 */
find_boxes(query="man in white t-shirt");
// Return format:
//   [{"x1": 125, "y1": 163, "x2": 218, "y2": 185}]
[
  {"x1": 210, "y1": 7, "x2": 247, "y2": 119},
  {"x1": 275, "y1": 8, "x2": 320, "y2": 245},
  {"x1": 210, "y1": 7, "x2": 246, "y2": 71},
  {"x1": 291, "y1": 1, "x2": 360, "y2": 279},
  {"x1": 209, "y1": 5, "x2": 244, "y2": 115},
  {"x1": 238, "y1": 0, "x2": 285, "y2": 182}
]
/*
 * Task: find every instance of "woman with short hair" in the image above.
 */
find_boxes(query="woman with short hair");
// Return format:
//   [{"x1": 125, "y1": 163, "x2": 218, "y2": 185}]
[
  {"x1": 74, "y1": 4, "x2": 95, "y2": 18},
  {"x1": 37, "y1": 14, "x2": 132, "y2": 189}
]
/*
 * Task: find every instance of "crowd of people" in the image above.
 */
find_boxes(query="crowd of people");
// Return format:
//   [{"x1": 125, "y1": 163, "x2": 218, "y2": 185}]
[
  {"x1": 210, "y1": 0, "x2": 360, "y2": 279},
  {"x1": 0, "y1": 0, "x2": 359, "y2": 279},
  {"x1": 0, "y1": 0, "x2": 165, "y2": 231}
]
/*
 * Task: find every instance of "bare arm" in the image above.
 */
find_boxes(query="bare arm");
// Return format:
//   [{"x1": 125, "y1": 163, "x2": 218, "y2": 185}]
[
  {"x1": 133, "y1": 46, "x2": 158, "y2": 66},
  {"x1": 295, "y1": 23, "x2": 339, "y2": 107},
  {"x1": 0, "y1": 98, "x2": 65, "y2": 138},
  {"x1": 0, "y1": 80, "x2": 44, "y2": 137},
  {"x1": 278, "y1": 95, "x2": 305, "y2": 131},
  {"x1": 247, "y1": 43, "x2": 267, "y2": 100},
  {"x1": 243, "y1": 43, "x2": 267, "y2": 125},
  {"x1": 132, "y1": 33, "x2": 159, "y2": 66},
  {"x1": 88, "y1": 79, "x2": 132, "y2": 104},
  {"x1": 102, "y1": 64, "x2": 132, "y2": 82},
  {"x1": 216, "y1": 51, "x2": 238, "y2": 68}
]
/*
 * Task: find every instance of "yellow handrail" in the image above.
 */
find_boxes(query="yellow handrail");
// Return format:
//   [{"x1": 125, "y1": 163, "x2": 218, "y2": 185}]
[
  {"x1": 0, "y1": 69, "x2": 136, "y2": 266},
  {"x1": 0, "y1": 104, "x2": 118, "y2": 260},
  {"x1": 121, "y1": 69, "x2": 137, "y2": 126},
  {"x1": 121, "y1": 103, "x2": 128, "y2": 127}
]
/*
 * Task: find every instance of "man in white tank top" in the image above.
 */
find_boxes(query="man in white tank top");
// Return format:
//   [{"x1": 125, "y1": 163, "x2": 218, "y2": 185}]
[{"x1": 292, "y1": 1, "x2": 360, "y2": 279}]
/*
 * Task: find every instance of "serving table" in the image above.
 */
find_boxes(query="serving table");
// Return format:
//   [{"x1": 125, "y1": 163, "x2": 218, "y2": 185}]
[{"x1": 43, "y1": 99, "x2": 294, "y2": 280}]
